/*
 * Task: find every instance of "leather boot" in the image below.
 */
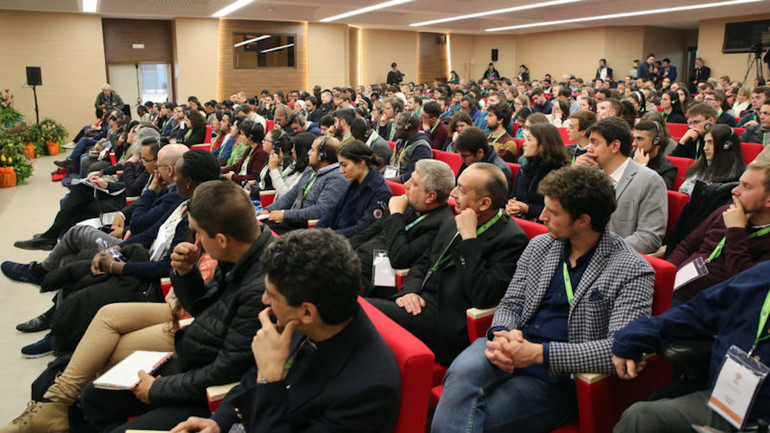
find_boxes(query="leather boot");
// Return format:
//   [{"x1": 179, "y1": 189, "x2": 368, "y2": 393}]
[{"x1": 0, "y1": 401, "x2": 69, "y2": 433}]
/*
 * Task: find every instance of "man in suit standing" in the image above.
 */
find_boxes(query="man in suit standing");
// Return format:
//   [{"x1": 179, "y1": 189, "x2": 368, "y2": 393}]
[
  {"x1": 596, "y1": 58, "x2": 613, "y2": 82},
  {"x1": 691, "y1": 57, "x2": 711, "y2": 93},
  {"x1": 171, "y1": 229, "x2": 401, "y2": 433},
  {"x1": 660, "y1": 58, "x2": 677, "y2": 82},
  {"x1": 432, "y1": 165, "x2": 655, "y2": 433},
  {"x1": 368, "y1": 163, "x2": 529, "y2": 365},
  {"x1": 576, "y1": 117, "x2": 668, "y2": 254}
]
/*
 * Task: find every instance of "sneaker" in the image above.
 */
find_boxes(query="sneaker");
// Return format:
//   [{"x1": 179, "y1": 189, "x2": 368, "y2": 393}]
[
  {"x1": 0, "y1": 400, "x2": 69, "y2": 433},
  {"x1": 62, "y1": 142, "x2": 76, "y2": 149},
  {"x1": 21, "y1": 333, "x2": 53, "y2": 359},
  {"x1": 14, "y1": 237, "x2": 57, "y2": 251},
  {"x1": 1, "y1": 261, "x2": 44, "y2": 285}
]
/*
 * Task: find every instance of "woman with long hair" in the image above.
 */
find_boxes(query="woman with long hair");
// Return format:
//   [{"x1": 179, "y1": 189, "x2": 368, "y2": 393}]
[
  {"x1": 506, "y1": 123, "x2": 569, "y2": 219},
  {"x1": 221, "y1": 119, "x2": 268, "y2": 186},
  {"x1": 660, "y1": 90, "x2": 686, "y2": 124},
  {"x1": 678, "y1": 124, "x2": 746, "y2": 196},
  {"x1": 445, "y1": 111, "x2": 474, "y2": 152}
]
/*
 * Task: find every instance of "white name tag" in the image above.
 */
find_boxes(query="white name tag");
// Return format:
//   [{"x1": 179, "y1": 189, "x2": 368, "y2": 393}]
[
  {"x1": 384, "y1": 165, "x2": 398, "y2": 180},
  {"x1": 674, "y1": 257, "x2": 708, "y2": 291},
  {"x1": 707, "y1": 345, "x2": 769, "y2": 430},
  {"x1": 373, "y1": 250, "x2": 396, "y2": 287}
]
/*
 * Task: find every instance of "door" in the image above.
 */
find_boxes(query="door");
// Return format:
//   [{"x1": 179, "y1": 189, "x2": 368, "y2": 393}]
[{"x1": 107, "y1": 63, "x2": 172, "y2": 119}]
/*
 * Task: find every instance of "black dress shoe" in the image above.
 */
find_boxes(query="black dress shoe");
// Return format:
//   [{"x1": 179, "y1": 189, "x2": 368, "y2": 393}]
[
  {"x1": 16, "y1": 312, "x2": 52, "y2": 333},
  {"x1": 14, "y1": 237, "x2": 57, "y2": 251},
  {"x1": 53, "y1": 159, "x2": 75, "y2": 171}
]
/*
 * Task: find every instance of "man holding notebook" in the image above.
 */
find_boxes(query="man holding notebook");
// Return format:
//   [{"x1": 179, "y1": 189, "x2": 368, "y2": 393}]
[{"x1": 172, "y1": 229, "x2": 401, "y2": 433}]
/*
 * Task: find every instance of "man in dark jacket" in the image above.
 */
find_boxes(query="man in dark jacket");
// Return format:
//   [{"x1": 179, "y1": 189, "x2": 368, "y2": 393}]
[
  {"x1": 171, "y1": 229, "x2": 401, "y2": 433},
  {"x1": 388, "y1": 112, "x2": 434, "y2": 184},
  {"x1": 632, "y1": 121, "x2": 677, "y2": 189},
  {"x1": 368, "y1": 163, "x2": 528, "y2": 365},
  {"x1": 455, "y1": 127, "x2": 513, "y2": 194},
  {"x1": 94, "y1": 84, "x2": 125, "y2": 118},
  {"x1": 740, "y1": 99, "x2": 770, "y2": 146},
  {"x1": 350, "y1": 159, "x2": 456, "y2": 298},
  {"x1": 387, "y1": 62, "x2": 404, "y2": 86}
]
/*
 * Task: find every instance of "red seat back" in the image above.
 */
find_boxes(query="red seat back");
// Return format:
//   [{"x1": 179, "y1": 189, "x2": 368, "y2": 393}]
[
  {"x1": 386, "y1": 179, "x2": 406, "y2": 196},
  {"x1": 733, "y1": 127, "x2": 746, "y2": 137},
  {"x1": 558, "y1": 127, "x2": 575, "y2": 145},
  {"x1": 513, "y1": 217, "x2": 549, "y2": 239},
  {"x1": 432, "y1": 149, "x2": 462, "y2": 176},
  {"x1": 359, "y1": 298, "x2": 434, "y2": 433},
  {"x1": 667, "y1": 123, "x2": 689, "y2": 142},
  {"x1": 387, "y1": 141, "x2": 396, "y2": 151},
  {"x1": 204, "y1": 125, "x2": 212, "y2": 144},
  {"x1": 665, "y1": 156, "x2": 694, "y2": 191},
  {"x1": 641, "y1": 255, "x2": 676, "y2": 316},
  {"x1": 266, "y1": 120, "x2": 275, "y2": 133},
  {"x1": 510, "y1": 122, "x2": 520, "y2": 137},
  {"x1": 665, "y1": 191, "x2": 689, "y2": 244},
  {"x1": 507, "y1": 162, "x2": 520, "y2": 185},
  {"x1": 742, "y1": 142, "x2": 763, "y2": 164}
]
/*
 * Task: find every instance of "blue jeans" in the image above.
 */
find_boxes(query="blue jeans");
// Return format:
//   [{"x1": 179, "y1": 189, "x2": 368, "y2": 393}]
[
  {"x1": 431, "y1": 339, "x2": 577, "y2": 433},
  {"x1": 69, "y1": 137, "x2": 97, "y2": 172}
]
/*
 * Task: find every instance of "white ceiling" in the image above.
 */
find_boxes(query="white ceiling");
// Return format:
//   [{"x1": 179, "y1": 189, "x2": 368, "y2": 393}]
[{"x1": 1, "y1": 0, "x2": 769, "y2": 34}]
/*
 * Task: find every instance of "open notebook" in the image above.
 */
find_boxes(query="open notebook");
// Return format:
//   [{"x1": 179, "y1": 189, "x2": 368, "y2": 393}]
[{"x1": 94, "y1": 351, "x2": 174, "y2": 390}]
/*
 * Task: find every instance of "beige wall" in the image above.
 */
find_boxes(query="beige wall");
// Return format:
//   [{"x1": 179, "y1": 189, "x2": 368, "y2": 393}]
[
  {"x1": 360, "y1": 29, "x2": 418, "y2": 85},
  {"x1": 173, "y1": 18, "x2": 219, "y2": 102},
  {"x1": 449, "y1": 34, "x2": 475, "y2": 81},
  {"x1": 698, "y1": 14, "x2": 770, "y2": 88},
  {"x1": 604, "y1": 27, "x2": 645, "y2": 80},
  {"x1": 308, "y1": 23, "x2": 349, "y2": 89},
  {"x1": 0, "y1": 10, "x2": 106, "y2": 138},
  {"x1": 516, "y1": 28, "x2": 605, "y2": 81}
]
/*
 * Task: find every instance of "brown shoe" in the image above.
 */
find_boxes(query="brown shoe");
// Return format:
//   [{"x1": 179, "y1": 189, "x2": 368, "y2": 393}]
[{"x1": 0, "y1": 401, "x2": 68, "y2": 433}]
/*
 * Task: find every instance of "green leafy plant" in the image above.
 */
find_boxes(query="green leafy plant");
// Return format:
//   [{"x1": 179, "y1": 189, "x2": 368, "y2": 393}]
[
  {"x1": 0, "y1": 129, "x2": 34, "y2": 184},
  {"x1": 21, "y1": 123, "x2": 45, "y2": 156},
  {"x1": 0, "y1": 88, "x2": 22, "y2": 129},
  {"x1": 40, "y1": 118, "x2": 68, "y2": 144}
]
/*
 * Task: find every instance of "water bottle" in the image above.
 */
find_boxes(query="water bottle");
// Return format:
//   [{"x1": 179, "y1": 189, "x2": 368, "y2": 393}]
[{"x1": 96, "y1": 238, "x2": 125, "y2": 262}]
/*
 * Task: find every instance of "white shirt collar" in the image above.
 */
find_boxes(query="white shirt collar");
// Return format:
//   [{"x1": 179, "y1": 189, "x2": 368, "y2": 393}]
[{"x1": 609, "y1": 157, "x2": 631, "y2": 185}]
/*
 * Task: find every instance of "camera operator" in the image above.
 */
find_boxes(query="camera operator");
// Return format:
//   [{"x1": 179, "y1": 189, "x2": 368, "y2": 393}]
[{"x1": 387, "y1": 62, "x2": 405, "y2": 86}]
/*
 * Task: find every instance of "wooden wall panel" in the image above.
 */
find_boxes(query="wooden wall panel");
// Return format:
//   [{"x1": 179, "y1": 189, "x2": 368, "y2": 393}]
[
  {"x1": 419, "y1": 32, "x2": 448, "y2": 83},
  {"x1": 218, "y1": 20, "x2": 307, "y2": 100},
  {"x1": 349, "y1": 27, "x2": 359, "y2": 86},
  {"x1": 102, "y1": 19, "x2": 173, "y2": 64}
]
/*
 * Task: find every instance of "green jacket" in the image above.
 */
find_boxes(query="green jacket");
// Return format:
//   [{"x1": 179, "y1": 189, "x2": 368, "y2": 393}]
[{"x1": 94, "y1": 91, "x2": 125, "y2": 110}]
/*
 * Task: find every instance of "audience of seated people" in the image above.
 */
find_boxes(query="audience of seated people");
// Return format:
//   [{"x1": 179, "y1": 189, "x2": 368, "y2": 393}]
[{"x1": 6, "y1": 58, "x2": 770, "y2": 433}]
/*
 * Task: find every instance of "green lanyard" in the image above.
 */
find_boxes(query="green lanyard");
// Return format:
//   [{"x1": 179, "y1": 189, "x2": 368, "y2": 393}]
[
  {"x1": 695, "y1": 137, "x2": 702, "y2": 156},
  {"x1": 388, "y1": 122, "x2": 396, "y2": 141},
  {"x1": 749, "y1": 290, "x2": 770, "y2": 357},
  {"x1": 342, "y1": 133, "x2": 352, "y2": 142},
  {"x1": 429, "y1": 210, "x2": 503, "y2": 272},
  {"x1": 764, "y1": 132, "x2": 767, "y2": 147},
  {"x1": 663, "y1": 111, "x2": 669, "y2": 121},
  {"x1": 405, "y1": 214, "x2": 428, "y2": 231},
  {"x1": 429, "y1": 120, "x2": 439, "y2": 135},
  {"x1": 562, "y1": 262, "x2": 575, "y2": 305},
  {"x1": 184, "y1": 128, "x2": 192, "y2": 141},
  {"x1": 303, "y1": 173, "x2": 318, "y2": 197},
  {"x1": 488, "y1": 131, "x2": 506, "y2": 146},
  {"x1": 706, "y1": 226, "x2": 770, "y2": 263}
]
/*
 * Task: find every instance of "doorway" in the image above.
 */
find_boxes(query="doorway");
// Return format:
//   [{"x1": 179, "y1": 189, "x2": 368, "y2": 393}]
[{"x1": 107, "y1": 63, "x2": 172, "y2": 118}]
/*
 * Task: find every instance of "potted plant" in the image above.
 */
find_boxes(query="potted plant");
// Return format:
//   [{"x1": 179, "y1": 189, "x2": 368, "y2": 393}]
[
  {"x1": 0, "y1": 129, "x2": 33, "y2": 186},
  {"x1": 39, "y1": 118, "x2": 68, "y2": 156},
  {"x1": 21, "y1": 123, "x2": 45, "y2": 157},
  {"x1": 0, "y1": 88, "x2": 23, "y2": 130}
]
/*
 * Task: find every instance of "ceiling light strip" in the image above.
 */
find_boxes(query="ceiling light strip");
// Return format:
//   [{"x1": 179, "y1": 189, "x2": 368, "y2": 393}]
[
  {"x1": 82, "y1": 0, "x2": 98, "y2": 13},
  {"x1": 261, "y1": 43, "x2": 294, "y2": 53},
  {"x1": 410, "y1": 0, "x2": 581, "y2": 27},
  {"x1": 486, "y1": 0, "x2": 762, "y2": 32},
  {"x1": 212, "y1": 0, "x2": 254, "y2": 18},
  {"x1": 234, "y1": 35, "x2": 271, "y2": 48},
  {"x1": 320, "y1": 0, "x2": 414, "y2": 23}
]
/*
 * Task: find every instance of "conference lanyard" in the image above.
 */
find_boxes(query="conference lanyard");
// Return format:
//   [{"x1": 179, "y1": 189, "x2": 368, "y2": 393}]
[
  {"x1": 429, "y1": 121, "x2": 439, "y2": 135},
  {"x1": 562, "y1": 262, "x2": 575, "y2": 305},
  {"x1": 428, "y1": 210, "x2": 503, "y2": 273},
  {"x1": 764, "y1": 132, "x2": 767, "y2": 147},
  {"x1": 239, "y1": 153, "x2": 252, "y2": 176},
  {"x1": 695, "y1": 137, "x2": 702, "y2": 156},
  {"x1": 663, "y1": 111, "x2": 670, "y2": 122},
  {"x1": 184, "y1": 129, "x2": 192, "y2": 141},
  {"x1": 405, "y1": 214, "x2": 428, "y2": 231},
  {"x1": 749, "y1": 290, "x2": 770, "y2": 357},
  {"x1": 488, "y1": 131, "x2": 506, "y2": 146},
  {"x1": 388, "y1": 123, "x2": 396, "y2": 141},
  {"x1": 706, "y1": 226, "x2": 770, "y2": 263},
  {"x1": 303, "y1": 173, "x2": 318, "y2": 197},
  {"x1": 342, "y1": 133, "x2": 352, "y2": 142}
]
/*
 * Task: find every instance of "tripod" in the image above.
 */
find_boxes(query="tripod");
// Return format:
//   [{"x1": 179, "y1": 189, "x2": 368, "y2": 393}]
[
  {"x1": 742, "y1": 47, "x2": 766, "y2": 87},
  {"x1": 31, "y1": 84, "x2": 40, "y2": 125}
]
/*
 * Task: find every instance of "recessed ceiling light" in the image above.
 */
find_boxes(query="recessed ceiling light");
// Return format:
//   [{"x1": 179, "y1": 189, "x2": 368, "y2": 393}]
[
  {"x1": 320, "y1": 0, "x2": 413, "y2": 23},
  {"x1": 212, "y1": 0, "x2": 254, "y2": 18},
  {"x1": 82, "y1": 0, "x2": 98, "y2": 13},
  {"x1": 486, "y1": 0, "x2": 762, "y2": 32},
  {"x1": 261, "y1": 43, "x2": 294, "y2": 53},
  {"x1": 234, "y1": 35, "x2": 271, "y2": 48},
  {"x1": 410, "y1": 0, "x2": 581, "y2": 27}
]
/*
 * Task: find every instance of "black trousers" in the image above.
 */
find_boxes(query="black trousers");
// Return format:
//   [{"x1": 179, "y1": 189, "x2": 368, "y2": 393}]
[
  {"x1": 41, "y1": 183, "x2": 124, "y2": 239},
  {"x1": 79, "y1": 359, "x2": 211, "y2": 433}
]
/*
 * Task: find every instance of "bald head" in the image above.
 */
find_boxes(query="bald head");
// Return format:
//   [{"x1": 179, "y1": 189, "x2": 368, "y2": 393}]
[{"x1": 158, "y1": 144, "x2": 189, "y2": 167}]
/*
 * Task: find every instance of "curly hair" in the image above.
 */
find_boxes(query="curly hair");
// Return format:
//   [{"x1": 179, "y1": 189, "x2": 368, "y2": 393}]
[{"x1": 538, "y1": 165, "x2": 617, "y2": 232}]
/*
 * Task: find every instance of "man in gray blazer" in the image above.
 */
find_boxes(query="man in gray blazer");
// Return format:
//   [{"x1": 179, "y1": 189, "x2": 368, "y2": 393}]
[
  {"x1": 576, "y1": 117, "x2": 668, "y2": 254},
  {"x1": 432, "y1": 165, "x2": 655, "y2": 433}
]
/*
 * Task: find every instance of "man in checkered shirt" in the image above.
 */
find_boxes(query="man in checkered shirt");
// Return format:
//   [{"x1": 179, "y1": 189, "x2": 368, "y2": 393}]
[{"x1": 432, "y1": 165, "x2": 654, "y2": 433}]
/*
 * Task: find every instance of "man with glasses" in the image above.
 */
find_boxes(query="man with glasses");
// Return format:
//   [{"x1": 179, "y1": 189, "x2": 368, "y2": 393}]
[
  {"x1": 672, "y1": 102, "x2": 717, "y2": 159},
  {"x1": 703, "y1": 90, "x2": 737, "y2": 127},
  {"x1": 454, "y1": 127, "x2": 513, "y2": 194}
]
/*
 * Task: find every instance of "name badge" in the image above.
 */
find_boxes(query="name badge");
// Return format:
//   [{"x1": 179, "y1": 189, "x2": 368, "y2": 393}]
[
  {"x1": 384, "y1": 165, "x2": 398, "y2": 180},
  {"x1": 707, "y1": 345, "x2": 769, "y2": 430},
  {"x1": 373, "y1": 250, "x2": 396, "y2": 287},
  {"x1": 674, "y1": 257, "x2": 709, "y2": 291}
]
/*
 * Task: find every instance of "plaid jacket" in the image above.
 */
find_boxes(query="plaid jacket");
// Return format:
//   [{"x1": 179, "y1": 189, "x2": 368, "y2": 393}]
[{"x1": 490, "y1": 226, "x2": 654, "y2": 375}]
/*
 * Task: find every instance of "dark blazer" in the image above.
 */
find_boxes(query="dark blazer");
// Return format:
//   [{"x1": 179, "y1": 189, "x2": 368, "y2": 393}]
[
  {"x1": 717, "y1": 111, "x2": 737, "y2": 127},
  {"x1": 647, "y1": 153, "x2": 677, "y2": 190},
  {"x1": 595, "y1": 66, "x2": 613, "y2": 81},
  {"x1": 637, "y1": 62, "x2": 655, "y2": 81},
  {"x1": 661, "y1": 65, "x2": 677, "y2": 81},
  {"x1": 397, "y1": 214, "x2": 528, "y2": 364},
  {"x1": 350, "y1": 204, "x2": 454, "y2": 282},
  {"x1": 180, "y1": 126, "x2": 207, "y2": 146},
  {"x1": 662, "y1": 110, "x2": 686, "y2": 125},
  {"x1": 317, "y1": 169, "x2": 393, "y2": 237},
  {"x1": 508, "y1": 158, "x2": 559, "y2": 218},
  {"x1": 210, "y1": 307, "x2": 401, "y2": 433}
]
